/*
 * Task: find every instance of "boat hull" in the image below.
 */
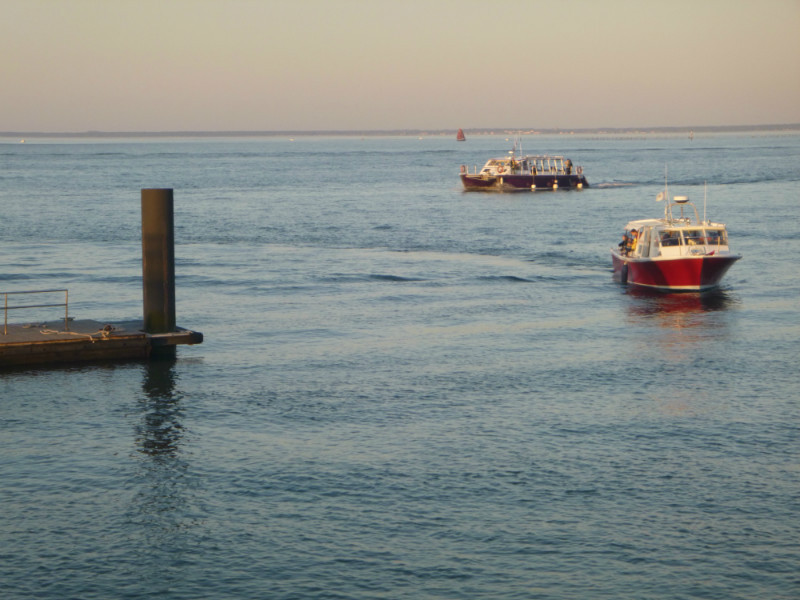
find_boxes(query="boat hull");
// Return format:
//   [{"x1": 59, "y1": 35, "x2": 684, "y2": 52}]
[
  {"x1": 461, "y1": 173, "x2": 588, "y2": 191},
  {"x1": 611, "y1": 250, "x2": 740, "y2": 291}
]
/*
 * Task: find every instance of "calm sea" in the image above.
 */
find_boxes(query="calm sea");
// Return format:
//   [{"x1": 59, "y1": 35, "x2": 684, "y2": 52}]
[{"x1": 1, "y1": 132, "x2": 798, "y2": 599}]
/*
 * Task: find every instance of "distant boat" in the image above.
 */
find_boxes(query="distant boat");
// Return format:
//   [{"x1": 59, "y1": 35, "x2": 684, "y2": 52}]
[
  {"x1": 456, "y1": 128, "x2": 466, "y2": 142},
  {"x1": 459, "y1": 137, "x2": 588, "y2": 192}
]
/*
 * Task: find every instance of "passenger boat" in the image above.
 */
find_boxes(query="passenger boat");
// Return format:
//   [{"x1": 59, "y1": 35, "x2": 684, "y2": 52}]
[
  {"x1": 460, "y1": 140, "x2": 588, "y2": 191},
  {"x1": 611, "y1": 188, "x2": 741, "y2": 291}
]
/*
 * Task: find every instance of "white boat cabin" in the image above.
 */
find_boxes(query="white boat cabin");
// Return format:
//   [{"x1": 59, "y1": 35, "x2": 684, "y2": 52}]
[{"x1": 618, "y1": 196, "x2": 732, "y2": 259}]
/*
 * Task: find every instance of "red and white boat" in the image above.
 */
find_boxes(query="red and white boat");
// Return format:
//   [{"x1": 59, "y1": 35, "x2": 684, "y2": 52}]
[{"x1": 611, "y1": 188, "x2": 741, "y2": 291}]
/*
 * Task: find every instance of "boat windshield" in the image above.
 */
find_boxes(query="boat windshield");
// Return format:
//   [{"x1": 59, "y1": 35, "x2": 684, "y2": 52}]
[
  {"x1": 684, "y1": 230, "x2": 706, "y2": 245},
  {"x1": 706, "y1": 229, "x2": 728, "y2": 245},
  {"x1": 660, "y1": 230, "x2": 682, "y2": 247},
  {"x1": 659, "y1": 228, "x2": 728, "y2": 247}
]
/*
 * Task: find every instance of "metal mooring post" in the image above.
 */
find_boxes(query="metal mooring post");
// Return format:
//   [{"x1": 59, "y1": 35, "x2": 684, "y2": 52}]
[{"x1": 141, "y1": 189, "x2": 176, "y2": 334}]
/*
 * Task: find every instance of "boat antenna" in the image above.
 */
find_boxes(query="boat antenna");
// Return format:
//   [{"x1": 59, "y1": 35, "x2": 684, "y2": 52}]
[
  {"x1": 510, "y1": 133, "x2": 522, "y2": 158},
  {"x1": 658, "y1": 164, "x2": 668, "y2": 216},
  {"x1": 703, "y1": 181, "x2": 707, "y2": 224}
]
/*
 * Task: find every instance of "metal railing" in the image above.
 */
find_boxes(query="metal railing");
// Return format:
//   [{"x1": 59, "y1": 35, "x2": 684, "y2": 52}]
[{"x1": 2, "y1": 289, "x2": 69, "y2": 335}]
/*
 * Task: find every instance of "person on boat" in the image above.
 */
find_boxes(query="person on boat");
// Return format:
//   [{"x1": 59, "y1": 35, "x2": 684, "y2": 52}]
[
  {"x1": 619, "y1": 232, "x2": 628, "y2": 255},
  {"x1": 626, "y1": 229, "x2": 638, "y2": 254},
  {"x1": 565, "y1": 159, "x2": 572, "y2": 175}
]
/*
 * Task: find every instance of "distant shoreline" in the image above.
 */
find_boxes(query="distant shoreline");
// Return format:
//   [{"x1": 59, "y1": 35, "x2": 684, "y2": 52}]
[{"x1": 3, "y1": 123, "x2": 799, "y2": 139}]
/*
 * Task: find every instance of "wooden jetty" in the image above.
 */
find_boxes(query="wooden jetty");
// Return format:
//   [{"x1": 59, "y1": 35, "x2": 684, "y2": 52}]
[
  {"x1": 1, "y1": 189, "x2": 203, "y2": 368},
  {"x1": 0, "y1": 319, "x2": 202, "y2": 367}
]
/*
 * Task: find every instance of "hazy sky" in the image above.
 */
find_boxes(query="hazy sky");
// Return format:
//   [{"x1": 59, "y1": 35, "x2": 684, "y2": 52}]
[{"x1": 3, "y1": 0, "x2": 799, "y2": 132}]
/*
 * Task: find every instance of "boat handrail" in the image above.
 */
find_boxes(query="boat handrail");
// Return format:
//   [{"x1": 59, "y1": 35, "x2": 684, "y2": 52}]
[
  {"x1": 665, "y1": 198, "x2": 701, "y2": 225},
  {"x1": 2, "y1": 289, "x2": 70, "y2": 335}
]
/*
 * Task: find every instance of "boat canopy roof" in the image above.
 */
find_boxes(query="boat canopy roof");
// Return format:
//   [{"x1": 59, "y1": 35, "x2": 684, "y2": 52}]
[
  {"x1": 623, "y1": 218, "x2": 728, "y2": 230},
  {"x1": 485, "y1": 154, "x2": 569, "y2": 163},
  {"x1": 622, "y1": 218, "x2": 662, "y2": 230}
]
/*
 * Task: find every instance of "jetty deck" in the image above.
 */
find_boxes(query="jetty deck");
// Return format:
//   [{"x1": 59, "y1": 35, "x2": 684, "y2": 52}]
[{"x1": 0, "y1": 319, "x2": 202, "y2": 367}]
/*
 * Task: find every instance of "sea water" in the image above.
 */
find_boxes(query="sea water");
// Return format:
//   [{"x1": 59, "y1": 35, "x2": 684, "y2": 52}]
[{"x1": 1, "y1": 132, "x2": 798, "y2": 599}]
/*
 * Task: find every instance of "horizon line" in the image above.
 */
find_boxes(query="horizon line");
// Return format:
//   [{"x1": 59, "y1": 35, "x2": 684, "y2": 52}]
[{"x1": 3, "y1": 123, "x2": 800, "y2": 138}]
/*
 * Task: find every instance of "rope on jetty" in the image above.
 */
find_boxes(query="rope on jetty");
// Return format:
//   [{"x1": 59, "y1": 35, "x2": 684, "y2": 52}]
[{"x1": 39, "y1": 324, "x2": 119, "y2": 343}]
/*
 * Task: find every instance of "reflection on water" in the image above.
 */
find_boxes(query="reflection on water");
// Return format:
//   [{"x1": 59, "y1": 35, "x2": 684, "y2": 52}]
[
  {"x1": 624, "y1": 287, "x2": 740, "y2": 358},
  {"x1": 138, "y1": 356, "x2": 183, "y2": 457},
  {"x1": 128, "y1": 357, "x2": 199, "y2": 563},
  {"x1": 626, "y1": 286, "x2": 739, "y2": 318}
]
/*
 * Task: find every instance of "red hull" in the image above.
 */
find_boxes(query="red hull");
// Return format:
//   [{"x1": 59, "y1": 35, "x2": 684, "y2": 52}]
[{"x1": 611, "y1": 250, "x2": 740, "y2": 291}]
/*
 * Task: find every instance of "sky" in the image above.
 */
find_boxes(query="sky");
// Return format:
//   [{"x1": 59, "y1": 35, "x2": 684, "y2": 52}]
[{"x1": 2, "y1": 0, "x2": 799, "y2": 132}]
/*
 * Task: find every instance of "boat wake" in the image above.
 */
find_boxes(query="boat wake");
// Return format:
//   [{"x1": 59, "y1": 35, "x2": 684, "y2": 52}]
[{"x1": 592, "y1": 182, "x2": 636, "y2": 188}]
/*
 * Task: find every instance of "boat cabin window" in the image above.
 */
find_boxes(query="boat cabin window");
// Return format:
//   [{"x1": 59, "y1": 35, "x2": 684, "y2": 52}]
[
  {"x1": 684, "y1": 230, "x2": 706, "y2": 245},
  {"x1": 660, "y1": 230, "x2": 682, "y2": 247},
  {"x1": 706, "y1": 229, "x2": 727, "y2": 245},
  {"x1": 639, "y1": 228, "x2": 651, "y2": 257},
  {"x1": 482, "y1": 159, "x2": 501, "y2": 174}
]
